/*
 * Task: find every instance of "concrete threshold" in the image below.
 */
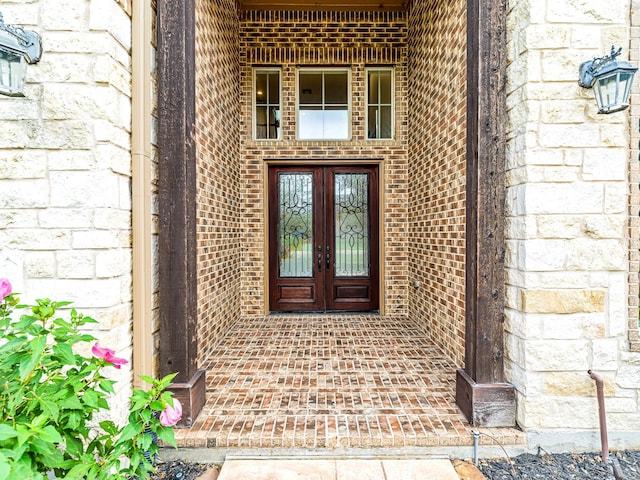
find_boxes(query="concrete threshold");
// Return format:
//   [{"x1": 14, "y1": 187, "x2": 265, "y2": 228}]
[
  {"x1": 217, "y1": 456, "x2": 462, "y2": 480},
  {"x1": 159, "y1": 443, "x2": 529, "y2": 465}
]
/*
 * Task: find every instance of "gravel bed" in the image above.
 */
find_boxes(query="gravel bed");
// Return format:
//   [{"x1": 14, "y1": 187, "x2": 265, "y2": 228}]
[{"x1": 479, "y1": 450, "x2": 640, "y2": 479}]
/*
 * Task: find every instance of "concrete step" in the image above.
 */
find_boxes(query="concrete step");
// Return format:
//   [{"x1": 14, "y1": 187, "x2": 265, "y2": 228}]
[{"x1": 217, "y1": 457, "x2": 465, "y2": 480}]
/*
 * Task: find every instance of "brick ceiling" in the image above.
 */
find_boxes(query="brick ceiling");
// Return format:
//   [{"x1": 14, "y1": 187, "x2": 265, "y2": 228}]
[{"x1": 239, "y1": 0, "x2": 409, "y2": 11}]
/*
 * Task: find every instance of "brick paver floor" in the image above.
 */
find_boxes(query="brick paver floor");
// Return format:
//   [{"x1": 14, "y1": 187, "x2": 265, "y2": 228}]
[{"x1": 174, "y1": 315, "x2": 524, "y2": 450}]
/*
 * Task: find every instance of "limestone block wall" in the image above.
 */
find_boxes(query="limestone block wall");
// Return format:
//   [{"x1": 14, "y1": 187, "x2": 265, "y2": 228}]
[
  {"x1": 629, "y1": 0, "x2": 640, "y2": 352},
  {"x1": 0, "y1": 1, "x2": 134, "y2": 420},
  {"x1": 505, "y1": 0, "x2": 640, "y2": 446}
]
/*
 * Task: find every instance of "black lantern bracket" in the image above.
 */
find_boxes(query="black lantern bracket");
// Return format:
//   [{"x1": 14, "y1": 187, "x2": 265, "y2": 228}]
[
  {"x1": 579, "y1": 46, "x2": 624, "y2": 88},
  {"x1": 0, "y1": 12, "x2": 42, "y2": 64}
]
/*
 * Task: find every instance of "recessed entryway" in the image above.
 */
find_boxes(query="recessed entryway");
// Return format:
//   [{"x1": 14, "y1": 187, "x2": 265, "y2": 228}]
[
  {"x1": 157, "y1": 0, "x2": 515, "y2": 428},
  {"x1": 268, "y1": 165, "x2": 380, "y2": 313}
]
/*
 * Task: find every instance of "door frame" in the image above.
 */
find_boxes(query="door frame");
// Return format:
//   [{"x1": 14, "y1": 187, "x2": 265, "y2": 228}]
[{"x1": 264, "y1": 159, "x2": 385, "y2": 315}]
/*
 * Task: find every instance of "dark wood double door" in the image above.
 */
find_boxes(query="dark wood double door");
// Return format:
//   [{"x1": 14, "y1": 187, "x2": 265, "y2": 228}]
[{"x1": 268, "y1": 165, "x2": 379, "y2": 312}]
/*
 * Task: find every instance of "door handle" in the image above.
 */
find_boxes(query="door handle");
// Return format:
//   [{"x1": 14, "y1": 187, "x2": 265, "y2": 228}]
[
  {"x1": 317, "y1": 253, "x2": 322, "y2": 271},
  {"x1": 326, "y1": 253, "x2": 331, "y2": 269}
]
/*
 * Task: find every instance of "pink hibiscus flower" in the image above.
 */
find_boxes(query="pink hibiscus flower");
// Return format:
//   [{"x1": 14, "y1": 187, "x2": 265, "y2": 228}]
[
  {"x1": 159, "y1": 398, "x2": 182, "y2": 427},
  {"x1": 0, "y1": 278, "x2": 11, "y2": 301},
  {"x1": 91, "y1": 342, "x2": 128, "y2": 369}
]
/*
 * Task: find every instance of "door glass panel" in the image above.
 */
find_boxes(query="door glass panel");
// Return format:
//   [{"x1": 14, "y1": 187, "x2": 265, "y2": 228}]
[
  {"x1": 334, "y1": 173, "x2": 369, "y2": 277},
  {"x1": 279, "y1": 173, "x2": 313, "y2": 278}
]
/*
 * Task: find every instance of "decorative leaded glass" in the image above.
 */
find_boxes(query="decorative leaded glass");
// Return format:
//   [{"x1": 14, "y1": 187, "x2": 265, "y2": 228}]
[
  {"x1": 334, "y1": 173, "x2": 369, "y2": 277},
  {"x1": 278, "y1": 173, "x2": 313, "y2": 277}
]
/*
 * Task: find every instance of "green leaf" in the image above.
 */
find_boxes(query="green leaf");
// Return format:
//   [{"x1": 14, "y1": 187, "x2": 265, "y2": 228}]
[
  {"x1": 0, "y1": 336, "x2": 28, "y2": 354},
  {"x1": 59, "y1": 395, "x2": 83, "y2": 410},
  {"x1": 130, "y1": 397, "x2": 151, "y2": 412},
  {"x1": 53, "y1": 343, "x2": 76, "y2": 365},
  {"x1": 98, "y1": 420, "x2": 118, "y2": 436},
  {"x1": 9, "y1": 456, "x2": 39, "y2": 480},
  {"x1": 39, "y1": 425, "x2": 62, "y2": 444},
  {"x1": 52, "y1": 317, "x2": 72, "y2": 329},
  {"x1": 116, "y1": 423, "x2": 140, "y2": 443},
  {"x1": 138, "y1": 375, "x2": 155, "y2": 385},
  {"x1": 64, "y1": 434, "x2": 84, "y2": 459},
  {"x1": 40, "y1": 399, "x2": 60, "y2": 422},
  {"x1": 64, "y1": 461, "x2": 92, "y2": 479},
  {"x1": 156, "y1": 426, "x2": 177, "y2": 447},
  {"x1": 52, "y1": 301, "x2": 72, "y2": 309},
  {"x1": 18, "y1": 336, "x2": 46, "y2": 381},
  {"x1": 140, "y1": 409, "x2": 151, "y2": 423},
  {"x1": 82, "y1": 390, "x2": 98, "y2": 409},
  {"x1": 0, "y1": 425, "x2": 18, "y2": 442},
  {"x1": 0, "y1": 454, "x2": 10, "y2": 480},
  {"x1": 98, "y1": 379, "x2": 115, "y2": 395},
  {"x1": 64, "y1": 411, "x2": 82, "y2": 431}
]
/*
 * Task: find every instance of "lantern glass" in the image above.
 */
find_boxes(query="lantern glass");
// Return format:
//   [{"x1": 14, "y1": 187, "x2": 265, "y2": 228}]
[
  {"x1": 0, "y1": 47, "x2": 27, "y2": 97},
  {"x1": 591, "y1": 67, "x2": 636, "y2": 114}
]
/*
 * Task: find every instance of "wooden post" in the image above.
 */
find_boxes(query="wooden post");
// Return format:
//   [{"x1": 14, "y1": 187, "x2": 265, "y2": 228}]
[
  {"x1": 456, "y1": 0, "x2": 516, "y2": 427},
  {"x1": 157, "y1": 0, "x2": 205, "y2": 427}
]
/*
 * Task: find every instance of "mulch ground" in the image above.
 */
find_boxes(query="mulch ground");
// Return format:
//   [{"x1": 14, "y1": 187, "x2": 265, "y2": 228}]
[
  {"x1": 149, "y1": 460, "x2": 217, "y2": 480},
  {"x1": 479, "y1": 450, "x2": 640, "y2": 479}
]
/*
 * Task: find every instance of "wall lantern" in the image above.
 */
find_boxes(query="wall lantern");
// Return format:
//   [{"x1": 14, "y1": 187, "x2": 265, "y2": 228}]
[
  {"x1": 0, "y1": 12, "x2": 42, "y2": 97},
  {"x1": 579, "y1": 46, "x2": 637, "y2": 114}
]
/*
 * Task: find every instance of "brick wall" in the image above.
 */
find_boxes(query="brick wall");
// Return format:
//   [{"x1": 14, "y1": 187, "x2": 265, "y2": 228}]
[
  {"x1": 505, "y1": 0, "x2": 640, "y2": 438},
  {"x1": 239, "y1": 10, "x2": 409, "y2": 317},
  {"x1": 0, "y1": 1, "x2": 133, "y2": 421},
  {"x1": 407, "y1": 0, "x2": 467, "y2": 367},
  {"x1": 195, "y1": 0, "x2": 242, "y2": 364}
]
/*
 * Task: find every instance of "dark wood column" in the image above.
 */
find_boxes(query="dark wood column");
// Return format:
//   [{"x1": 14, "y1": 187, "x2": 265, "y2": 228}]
[
  {"x1": 455, "y1": 0, "x2": 516, "y2": 427},
  {"x1": 157, "y1": 0, "x2": 205, "y2": 427}
]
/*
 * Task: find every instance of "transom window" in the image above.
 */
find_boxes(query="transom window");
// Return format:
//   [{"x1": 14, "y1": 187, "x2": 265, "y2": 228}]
[
  {"x1": 297, "y1": 69, "x2": 350, "y2": 140},
  {"x1": 254, "y1": 68, "x2": 281, "y2": 140},
  {"x1": 367, "y1": 68, "x2": 393, "y2": 139}
]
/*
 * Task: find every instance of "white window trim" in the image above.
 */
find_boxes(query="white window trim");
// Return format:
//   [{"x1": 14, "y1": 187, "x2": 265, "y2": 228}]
[
  {"x1": 296, "y1": 67, "x2": 352, "y2": 141},
  {"x1": 253, "y1": 67, "x2": 282, "y2": 141},
  {"x1": 365, "y1": 67, "x2": 395, "y2": 141}
]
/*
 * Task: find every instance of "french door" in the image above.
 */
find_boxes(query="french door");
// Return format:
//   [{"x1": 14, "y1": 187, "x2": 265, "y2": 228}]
[{"x1": 268, "y1": 165, "x2": 379, "y2": 312}]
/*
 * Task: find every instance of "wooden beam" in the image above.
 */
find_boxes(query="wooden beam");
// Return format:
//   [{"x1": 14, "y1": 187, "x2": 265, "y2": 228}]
[
  {"x1": 239, "y1": 0, "x2": 408, "y2": 10},
  {"x1": 157, "y1": 0, "x2": 205, "y2": 426},
  {"x1": 456, "y1": 0, "x2": 515, "y2": 428}
]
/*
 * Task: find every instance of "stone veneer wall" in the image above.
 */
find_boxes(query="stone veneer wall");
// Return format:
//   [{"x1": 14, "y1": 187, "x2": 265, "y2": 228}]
[
  {"x1": 505, "y1": 0, "x2": 640, "y2": 443},
  {"x1": 629, "y1": 0, "x2": 640, "y2": 352},
  {"x1": 195, "y1": 0, "x2": 242, "y2": 364},
  {"x1": 406, "y1": 0, "x2": 467, "y2": 367},
  {"x1": 239, "y1": 10, "x2": 409, "y2": 316},
  {"x1": 0, "y1": 1, "x2": 134, "y2": 421}
]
